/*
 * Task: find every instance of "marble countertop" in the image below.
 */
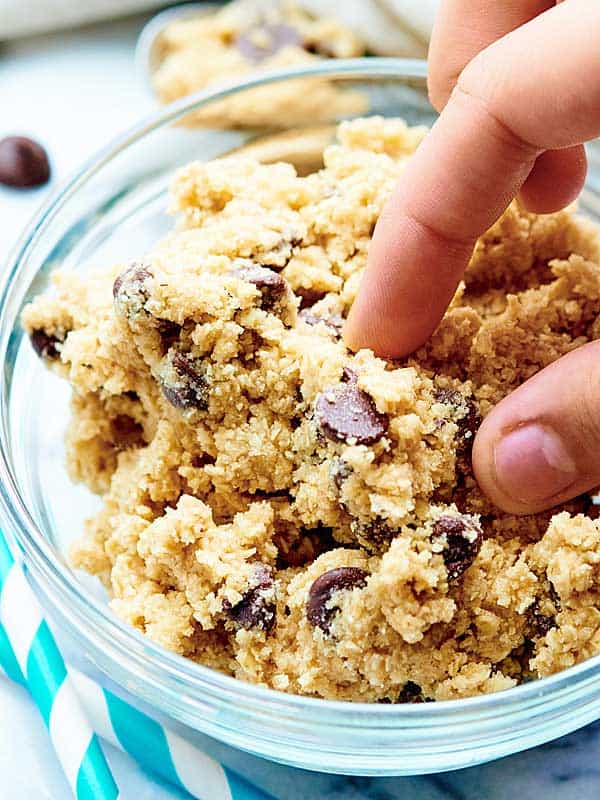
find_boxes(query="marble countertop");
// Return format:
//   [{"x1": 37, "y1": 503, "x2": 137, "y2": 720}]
[{"x1": 1, "y1": 12, "x2": 599, "y2": 800}]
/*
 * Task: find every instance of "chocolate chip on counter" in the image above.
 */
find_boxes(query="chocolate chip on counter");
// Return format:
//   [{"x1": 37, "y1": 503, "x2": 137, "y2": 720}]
[
  {"x1": 160, "y1": 350, "x2": 209, "y2": 410},
  {"x1": 431, "y1": 514, "x2": 483, "y2": 581},
  {"x1": 306, "y1": 566, "x2": 368, "y2": 633},
  {"x1": 434, "y1": 388, "x2": 481, "y2": 457},
  {"x1": 233, "y1": 265, "x2": 289, "y2": 314},
  {"x1": 295, "y1": 287, "x2": 326, "y2": 310},
  {"x1": 316, "y1": 369, "x2": 388, "y2": 446},
  {"x1": 0, "y1": 136, "x2": 50, "y2": 188},
  {"x1": 236, "y1": 23, "x2": 301, "y2": 62},
  {"x1": 226, "y1": 563, "x2": 276, "y2": 632},
  {"x1": 299, "y1": 309, "x2": 344, "y2": 337},
  {"x1": 30, "y1": 329, "x2": 64, "y2": 360}
]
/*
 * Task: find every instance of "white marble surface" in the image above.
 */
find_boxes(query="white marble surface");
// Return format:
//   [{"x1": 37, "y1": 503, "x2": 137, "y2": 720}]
[
  {"x1": 0, "y1": 15, "x2": 155, "y2": 252},
  {"x1": 1, "y1": 12, "x2": 600, "y2": 800}
]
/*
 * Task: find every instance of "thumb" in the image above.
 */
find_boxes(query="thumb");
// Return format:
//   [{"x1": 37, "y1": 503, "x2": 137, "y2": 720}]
[{"x1": 473, "y1": 342, "x2": 600, "y2": 514}]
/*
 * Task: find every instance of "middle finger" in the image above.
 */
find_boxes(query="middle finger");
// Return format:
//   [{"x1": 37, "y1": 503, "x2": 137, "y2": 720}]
[{"x1": 428, "y1": 0, "x2": 554, "y2": 110}]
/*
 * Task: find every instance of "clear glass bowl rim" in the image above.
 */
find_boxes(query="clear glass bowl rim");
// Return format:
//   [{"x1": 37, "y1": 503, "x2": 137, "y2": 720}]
[{"x1": 2, "y1": 58, "x2": 600, "y2": 771}]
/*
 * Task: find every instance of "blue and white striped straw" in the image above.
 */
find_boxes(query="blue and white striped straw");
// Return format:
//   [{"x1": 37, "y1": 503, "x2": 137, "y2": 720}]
[
  {"x1": 0, "y1": 533, "x2": 273, "y2": 800},
  {"x1": 70, "y1": 670, "x2": 271, "y2": 800},
  {"x1": 0, "y1": 531, "x2": 120, "y2": 799}
]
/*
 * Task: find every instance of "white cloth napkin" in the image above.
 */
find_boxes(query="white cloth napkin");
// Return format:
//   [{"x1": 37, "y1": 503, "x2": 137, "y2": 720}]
[
  {"x1": 0, "y1": 0, "x2": 439, "y2": 54},
  {"x1": 0, "y1": 0, "x2": 170, "y2": 39}
]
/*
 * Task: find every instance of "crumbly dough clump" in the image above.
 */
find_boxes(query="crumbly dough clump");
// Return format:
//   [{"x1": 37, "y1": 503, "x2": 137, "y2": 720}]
[
  {"x1": 23, "y1": 116, "x2": 600, "y2": 702},
  {"x1": 151, "y1": 0, "x2": 367, "y2": 127}
]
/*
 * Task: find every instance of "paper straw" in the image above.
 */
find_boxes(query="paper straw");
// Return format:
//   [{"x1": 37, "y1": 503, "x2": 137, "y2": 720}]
[
  {"x1": 0, "y1": 577, "x2": 273, "y2": 799},
  {"x1": 71, "y1": 670, "x2": 272, "y2": 800},
  {"x1": 0, "y1": 639, "x2": 272, "y2": 800},
  {"x1": 0, "y1": 531, "x2": 120, "y2": 800}
]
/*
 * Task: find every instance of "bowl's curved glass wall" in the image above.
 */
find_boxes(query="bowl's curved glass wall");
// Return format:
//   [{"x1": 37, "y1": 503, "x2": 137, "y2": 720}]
[{"x1": 2, "y1": 60, "x2": 600, "y2": 776}]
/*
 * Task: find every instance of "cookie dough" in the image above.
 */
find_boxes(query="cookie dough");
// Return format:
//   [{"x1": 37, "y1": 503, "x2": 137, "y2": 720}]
[
  {"x1": 23, "y1": 116, "x2": 600, "y2": 702},
  {"x1": 151, "y1": 0, "x2": 367, "y2": 128}
]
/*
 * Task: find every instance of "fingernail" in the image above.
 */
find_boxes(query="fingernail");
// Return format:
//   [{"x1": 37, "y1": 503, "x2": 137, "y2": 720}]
[{"x1": 493, "y1": 424, "x2": 578, "y2": 505}]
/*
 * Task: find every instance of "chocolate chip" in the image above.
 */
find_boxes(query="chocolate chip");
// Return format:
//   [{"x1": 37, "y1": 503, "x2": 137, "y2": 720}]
[
  {"x1": 113, "y1": 261, "x2": 181, "y2": 346},
  {"x1": 548, "y1": 581, "x2": 562, "y2": 611},
  {"x1": 30, "y1": 329, "x2": 64, "y2": 360},
  {"x1": 113, "y1": 263, "x2": 152, "y2": 317},
  {"x1": 233, "y1": 265, "x2": 289, "y2": 314},
  {"x1": 250, "y1": 488, "x2": 291, "y2": 500},
  {"x1": 431, "y1": 514, "x2": 483, "y2": 581},
  {"x1": 306, "y1": 566, "x2": 368, "y2": 633},
  {"x1": 160, "y1": 350, "x2": 209, "y2": 410},
  {"x1": 0, "y1": 136, "x2": 50, "y2": 188},
  {"x1": 295, "y1": 287, "x2": 326, "y2": 310},
  {"x1": 528, "y1": 601, "x2": 556, "y2": 637},
  {"x1": 519, "y1": 637, "x2": 537, "y2": 663},
  {"x1": 435, "y1": 388, "x2": 481, "y2": 458},
  {"x1": 350, "y1": 518, "x2": 395, "y2": 553},
  {"x1": 236, "y1": 23, "x2": 301, "y2": 62},
  {"x1": 397, "y1": 681, "x2": 424, "y2": 704},
  {"x1": 113, "y1": 264, "x2": 180, "y2": 346},
  {"x1": 316, "y1": 369, "x2": 388, "y2": 446},
  {"x1": 191, "y1": 453, "x2": 216, "y2": 468},
  {"x1": 226, "y1": 563, "x2": 276, "y2": 632},
  {"x1": 299, "y1": 309, "x2": 344, "y2": 337}
]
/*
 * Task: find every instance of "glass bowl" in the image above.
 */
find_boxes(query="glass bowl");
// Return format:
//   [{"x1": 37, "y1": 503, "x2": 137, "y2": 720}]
[{"x1": 2, "y1": 59, "x2": 600, "y2": 778}]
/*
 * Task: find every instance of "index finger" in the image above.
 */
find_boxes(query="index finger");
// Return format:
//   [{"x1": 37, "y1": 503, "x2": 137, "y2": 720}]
[{"x1": 344, "y1": 0, "x2": 600, "y2": 358}]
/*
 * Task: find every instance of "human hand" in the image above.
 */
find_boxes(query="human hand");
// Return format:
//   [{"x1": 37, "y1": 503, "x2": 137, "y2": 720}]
[{"x1": 344, "y1": 0, "x2": 600, "y2": 515}]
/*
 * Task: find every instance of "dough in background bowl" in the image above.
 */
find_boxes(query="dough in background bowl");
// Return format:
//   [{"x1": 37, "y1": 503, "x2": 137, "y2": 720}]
[{"x1": 151, "y1": 0, "x2": 368, "y2": 128}]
